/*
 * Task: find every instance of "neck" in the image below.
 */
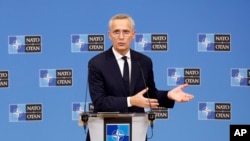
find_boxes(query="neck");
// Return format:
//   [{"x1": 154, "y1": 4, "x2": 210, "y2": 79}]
[{"x1": 113, "y1": 48, "x2": 129, "y2": 56}]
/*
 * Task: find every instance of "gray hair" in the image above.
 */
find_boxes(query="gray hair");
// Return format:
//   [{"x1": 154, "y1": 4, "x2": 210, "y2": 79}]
[{"x1": 108, "y1": 14, "x2": 135, "y2": 29}]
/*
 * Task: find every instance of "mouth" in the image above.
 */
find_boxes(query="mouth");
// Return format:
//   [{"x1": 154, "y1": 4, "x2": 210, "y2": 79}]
[{"x1": 118, "y1": 42, "x2": 125, "y2": 46}]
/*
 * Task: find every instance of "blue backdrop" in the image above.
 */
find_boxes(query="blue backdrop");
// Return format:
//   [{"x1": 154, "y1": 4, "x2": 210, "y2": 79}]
[{"x1": 1, "y1": 0, "x2": 250, "y2": 141}]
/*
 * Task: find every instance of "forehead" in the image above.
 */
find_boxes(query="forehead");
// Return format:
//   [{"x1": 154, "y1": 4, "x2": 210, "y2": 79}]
[{"x1": 110, "y1": 19, "x2": 133, "y2": 31}]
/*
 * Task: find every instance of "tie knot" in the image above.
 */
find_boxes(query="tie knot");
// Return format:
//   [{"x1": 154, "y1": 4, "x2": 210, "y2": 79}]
[{"x1": 122, "y1": 56, "x2": 127, "y2": 61}]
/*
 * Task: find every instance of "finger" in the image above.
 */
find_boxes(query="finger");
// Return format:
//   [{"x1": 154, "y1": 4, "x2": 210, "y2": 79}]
[
  {"x1": 145, "y1": 102, "x2": 158, "y2": 108},
  {"x1": 149, "y1": 99, "x2": 158, "y2": 103},
  {"x1": 179, "y1": 83, "x2": 189, "y2": 89},
  {"x1": 147, "y1": 99, "x2": 159, "y2": 107},
  {"x1": 181, "y1": 96, "x2": 193, "y2": 102},
  {"x1": 185, "y1": 94, "x2": 194, "y2": 99},
  {"x1": 150, "y1": 104, "x2": 159, "y2": 108},
  {"x1": 138, "y1": 87, "x2": 148, "y2": 96}
]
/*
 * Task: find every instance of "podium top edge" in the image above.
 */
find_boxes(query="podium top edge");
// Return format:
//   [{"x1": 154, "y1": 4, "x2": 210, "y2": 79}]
[{"x1": 81, "y1": 112, "x2": 148, "y2": 117}]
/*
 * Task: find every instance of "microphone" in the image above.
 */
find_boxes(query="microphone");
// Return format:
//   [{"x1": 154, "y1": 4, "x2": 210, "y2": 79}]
[
  {"x1": 81, "y1": 112, "x2": 88, "y2": 132},
  {"x1": 81, "y1": 76, "x2": 89, "y2": 133},
  {"x1": 136, "y1": 61, "x2": 156, "y2": 131}
]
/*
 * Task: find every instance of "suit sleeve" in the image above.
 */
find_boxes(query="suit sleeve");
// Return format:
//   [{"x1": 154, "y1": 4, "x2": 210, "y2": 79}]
[{"x1": 157, "y1": 90, "x2": 175, "y2": 108}]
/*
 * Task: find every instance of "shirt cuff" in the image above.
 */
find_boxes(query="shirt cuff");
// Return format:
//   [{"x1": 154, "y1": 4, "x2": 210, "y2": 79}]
[{"x1": 127, "y1": 97, "x2": 132, "y2": 107}]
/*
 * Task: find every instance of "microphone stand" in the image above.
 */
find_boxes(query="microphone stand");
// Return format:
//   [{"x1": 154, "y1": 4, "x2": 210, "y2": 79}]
[{"x1": 137, "y1": 61, "x2": 156, "y2": 139}]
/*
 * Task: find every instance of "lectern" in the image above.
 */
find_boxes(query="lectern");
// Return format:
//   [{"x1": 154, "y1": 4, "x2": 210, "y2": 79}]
[{"x1": 79, "y1": 113, "x2": 149, "y2": 141}]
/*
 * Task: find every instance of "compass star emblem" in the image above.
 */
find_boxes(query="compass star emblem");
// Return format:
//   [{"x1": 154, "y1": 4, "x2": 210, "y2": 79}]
[{"x1": 111, "y1": 129, "x2": 125, "y2": 141}]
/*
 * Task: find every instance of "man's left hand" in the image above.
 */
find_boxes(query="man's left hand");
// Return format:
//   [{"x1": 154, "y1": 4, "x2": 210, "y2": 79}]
[{"x1": 167, "y1": 83, "x2": 194, "y2": 102}]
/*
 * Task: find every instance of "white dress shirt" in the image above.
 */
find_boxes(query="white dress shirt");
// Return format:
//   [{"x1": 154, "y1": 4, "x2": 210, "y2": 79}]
[{"x1": 112, "y1": 47, "x2": 132, "y2": 107}]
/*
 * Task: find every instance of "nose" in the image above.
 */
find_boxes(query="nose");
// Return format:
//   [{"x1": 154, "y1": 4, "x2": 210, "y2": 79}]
[{"x1": 118, "y1": 32, "x2": 125, "y2": 39}]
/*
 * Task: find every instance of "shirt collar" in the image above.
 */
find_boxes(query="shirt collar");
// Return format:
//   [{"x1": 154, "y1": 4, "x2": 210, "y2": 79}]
[{"x1": 112, "y1": 47, "x2": 131, "y2": 60}]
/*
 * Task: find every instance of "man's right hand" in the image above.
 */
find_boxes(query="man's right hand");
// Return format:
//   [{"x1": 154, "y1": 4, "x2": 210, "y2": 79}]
[{"x1": 130, "y1": 88, "x2": 159, "y2": 108}]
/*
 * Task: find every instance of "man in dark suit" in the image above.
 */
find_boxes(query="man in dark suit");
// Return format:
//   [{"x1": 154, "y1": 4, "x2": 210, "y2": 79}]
[{"x1": 86, "y1": 13, "x2": 194, "y2": 141}]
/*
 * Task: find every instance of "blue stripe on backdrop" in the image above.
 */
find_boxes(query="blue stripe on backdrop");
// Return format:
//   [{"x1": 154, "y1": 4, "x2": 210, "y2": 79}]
[{"x1": 0, "y1": 0, "x2": 250, "y2": 141}]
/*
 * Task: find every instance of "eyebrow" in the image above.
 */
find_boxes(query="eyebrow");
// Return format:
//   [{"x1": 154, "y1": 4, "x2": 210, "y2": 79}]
[{"x1": 113, "y1": 29, "x2": 130, "y2": 32}]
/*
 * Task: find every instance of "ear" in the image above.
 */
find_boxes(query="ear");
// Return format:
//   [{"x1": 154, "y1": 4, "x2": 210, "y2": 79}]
[
  {"x1": 132, "y1": 30, "x2": 136, "y2": 39},
  {"x1": 108, "y1": 31, "x2": 112, "y2": 40}
]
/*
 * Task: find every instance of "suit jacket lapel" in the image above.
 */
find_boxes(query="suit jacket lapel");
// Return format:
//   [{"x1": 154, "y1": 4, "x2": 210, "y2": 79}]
[
  {"x1": 130, "y1": 51, "x2": 141, "y2": 96},
  {"x1": 106, "y1": 48, "x2": 128, "y2": 97}
]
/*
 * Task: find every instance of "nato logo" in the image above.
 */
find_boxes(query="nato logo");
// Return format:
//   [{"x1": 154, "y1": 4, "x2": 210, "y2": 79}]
[
  {"x1": 71, "y1": 34, "x2": 104, "y2": 52},
  {"x1": 151, "y1": 107, "x2": 168, "y2": 119},
  {"x1": 134, "y1": 33, "x2": 167, "y2": 51},
  {"x1": 198, "y1": 33, "x2": 231, "y2": 52},
  {"x1": 8, "y1": 35, "x2": 42, "y2": 54},
  {"x1": 198, "y1": 102, "x2": 231, "y2": 120},
  {"x1": 0, "y1": 70, "x2": 9, "y2": 88},
  {"x1": 167, "y1": 68, "x2": 200, "y2": 86},
  {"x1": 9, "y1": 104, "x2": 42, "y2": 122},
  {"x1": 72, "y1": 102, "x2": 92, "y2": 120},
  {"x1": 106, "y1": 124, "x2": 130, "y2": 141},
  {"x1": 231, "y1": 68, "x2": 250, "y2": 86},
  {"x1": 39, "y1": 69, "x2": 73, "y2": 87}
]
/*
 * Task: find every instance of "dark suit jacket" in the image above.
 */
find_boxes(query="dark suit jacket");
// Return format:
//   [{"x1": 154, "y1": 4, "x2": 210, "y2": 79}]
[{"x1": 88, "y1": 47, "x2": 175, "y2": 113}]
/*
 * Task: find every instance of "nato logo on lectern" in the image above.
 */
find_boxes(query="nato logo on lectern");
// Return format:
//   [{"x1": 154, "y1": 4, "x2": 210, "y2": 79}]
[
  {"x1": 39, "y1": 69, "x2": 73, "y2": 87},
  {"x1": 71, "y1": 34, "x2": 104, "y2": 52},
  {"x1": 134, "y1": 33, "x2": 167, "y2": 51},
  {"x1": 9, "y1": 104, "x2": 42, "y2": 122},
  {"x1": 198, "y1": 102, "x2": 231, "y2": 120},
  {"x1": 8, "y1": 35, "x2": 42, "y2": 54},
  {"x1": 0, "y1": 70, "x2": 9, "y2": 88},
  {"x1": 198, "y1": 33, "x2": 231, "y2": 52},
  {"x1": 231, "y1": 68, "x2": 250, "y2": 87},
  {"x1": 167, "y1": 68, "x2": 201, "y2": 86},
  {"x1": 106, "y1": 124, "x2": 130, "y2": 141}
]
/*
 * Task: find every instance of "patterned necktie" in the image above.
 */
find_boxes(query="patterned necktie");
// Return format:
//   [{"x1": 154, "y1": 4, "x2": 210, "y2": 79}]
[{"x1": 122, "y1": 56, "x2": 130, "y2": 95}]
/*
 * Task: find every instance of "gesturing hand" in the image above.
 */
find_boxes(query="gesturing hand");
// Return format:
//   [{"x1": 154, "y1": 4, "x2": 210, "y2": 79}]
[
  {"x1": 130, "y1": 88, "x2": 159, "y2": 108},
  {"x1": 167, "y1": 83, "x2": 194, "y2": 102}
]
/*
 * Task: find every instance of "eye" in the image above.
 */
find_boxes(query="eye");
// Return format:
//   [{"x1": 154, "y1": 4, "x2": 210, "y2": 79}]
[
  {"x1": 123, "y1": 30, "x2": 130, "y2": 34},
  {"x1": 113, "y1": 30, "x2": 120, "y2": 35}
]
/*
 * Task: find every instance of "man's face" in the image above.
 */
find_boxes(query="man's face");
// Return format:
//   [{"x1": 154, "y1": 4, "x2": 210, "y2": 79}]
[{"x1": 108, "y1": 19, "x2": 135, "y2": 55}]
